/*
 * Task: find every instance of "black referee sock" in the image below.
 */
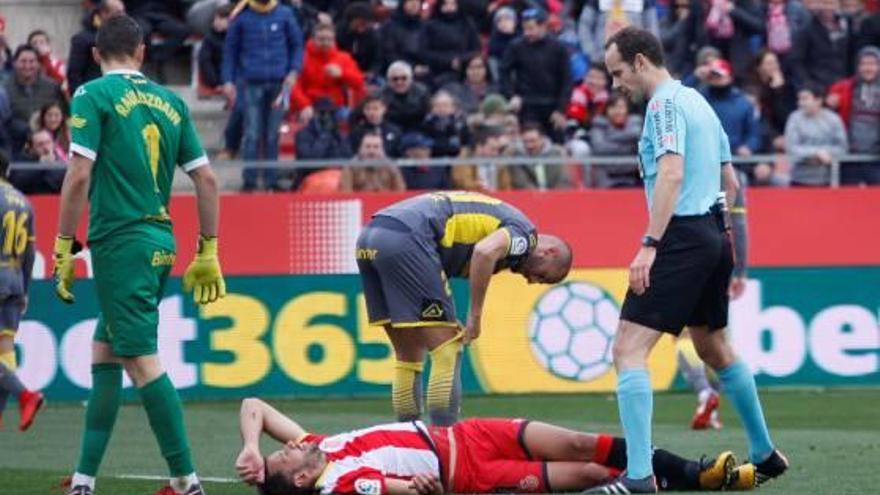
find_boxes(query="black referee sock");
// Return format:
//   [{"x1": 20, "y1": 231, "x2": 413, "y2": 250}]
[{"x1": 602, "y1": 438, "x2": 699, "y2": 489}]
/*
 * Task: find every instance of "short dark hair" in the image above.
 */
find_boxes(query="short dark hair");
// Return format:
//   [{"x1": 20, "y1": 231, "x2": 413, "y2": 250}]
[
  {"x1": 0, "y1": 149, "x2": 10, "y2": 177},
  {"x1": 361, "y1": 94, "x2": 385, "y2": 107},
  {"x1": 471, "y1": 124, "x2": 504, "y2": 148},
  {"x1": 13, "y1": 44, "x2": 38, "y2": 62},
  {"x1": 520, "y1": 122, "x2": 544, "y2": 136},
  {"x1": 799, "y1": 82, "x2": 826, "y2": 100},
  {"x1": 96, "y1": 15, "x2": 142, "y2": 61},
  {"x1": 605, "y1": 27, "x2": 665, "y2": 67},
  {"x1": 27, "y1": 30, "x2": 49, "y2": 45},
  {"x1": 257, "y1": 472, "x2": 316, "y2": 495},
  {"x1": 606, "y1": 92, "x2": 630, "y2": 113}
]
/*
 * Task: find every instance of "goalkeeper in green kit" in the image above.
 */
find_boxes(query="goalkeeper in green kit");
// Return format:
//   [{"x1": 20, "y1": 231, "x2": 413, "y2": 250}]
[{"x1": 54, "y1": 15, "x2": 225, "y2": 495}]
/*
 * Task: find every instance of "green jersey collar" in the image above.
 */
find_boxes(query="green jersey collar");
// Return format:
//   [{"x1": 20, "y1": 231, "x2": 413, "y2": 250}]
[{"x1": 105, "y1": 69, "x2": 144, "y2": 77}]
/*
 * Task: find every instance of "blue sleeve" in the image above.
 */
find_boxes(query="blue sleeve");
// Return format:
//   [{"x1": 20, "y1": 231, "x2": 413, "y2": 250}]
[
  {"x1": 719, "y1": 125, "x2": 732, "y2": 163},
  {"x1": 286, "y1": 11, "x2": 304, "y2": 73},
  {"x1": 647, "y1": 96, "x2": 687, "y2": 160},
  {"x1": 222, "y1": 16, "x2": 243, "y2": 84}
]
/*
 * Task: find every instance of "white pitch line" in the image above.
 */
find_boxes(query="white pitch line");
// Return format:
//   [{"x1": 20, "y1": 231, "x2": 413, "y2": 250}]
[{"x1": 114, "y1": 474, "x2": 239, "y2": 484}]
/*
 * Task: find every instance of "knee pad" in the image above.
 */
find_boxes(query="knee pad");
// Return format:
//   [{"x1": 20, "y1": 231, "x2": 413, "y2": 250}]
[
  {"x1": 0, "y1": 350, "x2": 16, "y2": 371},
  {"x1": 393, "y1": 360, "x2": 424, "y2": 421},
  {"x1": 427, "y1": 333, "x2": 463, "y2": 425}
]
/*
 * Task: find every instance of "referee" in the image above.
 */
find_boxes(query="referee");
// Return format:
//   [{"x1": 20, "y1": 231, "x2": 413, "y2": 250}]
[{"x1": 586, "y1": 28, "x2": 788, "y2": 494}]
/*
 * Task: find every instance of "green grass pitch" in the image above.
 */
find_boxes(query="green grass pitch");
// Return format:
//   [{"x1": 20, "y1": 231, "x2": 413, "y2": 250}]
[{"x1": 1, "y1": 389, "x2": 877, "y2": 494}]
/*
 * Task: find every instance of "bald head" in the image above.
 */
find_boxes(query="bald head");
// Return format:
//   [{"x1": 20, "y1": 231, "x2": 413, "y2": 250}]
[{"x1": 516, "y1": 234, "x2": 572, "y2": 284}]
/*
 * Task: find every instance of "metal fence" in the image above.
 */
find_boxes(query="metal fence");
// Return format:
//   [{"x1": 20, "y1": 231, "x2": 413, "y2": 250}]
[{"x1": 11, "y1": 153, "x2": 879, "y2": 191}]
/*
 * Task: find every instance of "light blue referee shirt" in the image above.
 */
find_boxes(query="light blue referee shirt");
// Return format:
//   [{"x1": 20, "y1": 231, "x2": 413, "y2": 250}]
[{"x1": 638, "y1": 79, "x2": 732, "y2": 215}]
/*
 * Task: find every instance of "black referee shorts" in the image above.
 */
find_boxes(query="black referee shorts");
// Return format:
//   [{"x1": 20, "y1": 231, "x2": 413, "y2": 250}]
[{"x1": 620, "y1": 214, "x2": 734, "y2": 335}]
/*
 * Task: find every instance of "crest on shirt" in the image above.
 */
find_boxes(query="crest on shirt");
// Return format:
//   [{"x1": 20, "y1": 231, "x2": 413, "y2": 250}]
[
  {"x1": 510, "y1": 236, "x2": 529, "y2": 256},
  {"x1": 73, "y1": 86, "x2": 87, "y2": 98},
  {"x1": 355, "y1": 479, "x2": 382, "y2": 495},
  {"x1": 69, "y1": 115, "x2": 88, "y2": 129},
  {"x1": 519, "y1": 475, "x2": 540, "y2": 491}
]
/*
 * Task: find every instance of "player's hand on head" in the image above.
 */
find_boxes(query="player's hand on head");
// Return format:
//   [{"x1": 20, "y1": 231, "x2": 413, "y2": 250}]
[
  {"x1": 53, "y1": 235, "x2": 81, "y2": 304},
  {"x1": 183, "y1": 236, "x2": 227, "y2": 305},
  {"x1": 409, "y1": 473, "x2": 442, "y2": 495},
  {"x1": 629, "y1": 246, "x2": 656, "y2": 296},
  {"x1": 235, "y1": 445, "x2": 265, "y2": 485}
]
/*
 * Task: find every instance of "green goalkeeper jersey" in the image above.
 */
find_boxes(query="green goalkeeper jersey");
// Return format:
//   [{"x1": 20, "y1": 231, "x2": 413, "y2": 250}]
[{"x1": 69, "y1": 69, "x2": 208, "y2": 242}]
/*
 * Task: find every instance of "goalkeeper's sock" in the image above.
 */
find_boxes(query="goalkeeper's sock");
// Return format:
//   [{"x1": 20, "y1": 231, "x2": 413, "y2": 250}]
[
  {"x1": 617, "y1": 368, "x2": 654, "y2": 479},
  {"x1": 76, "y1": 363, "x2": 123, "y2": 476},
  {"x1": 139, "y1": 373, "x2": 195, "y2": 477},
  {"x1": 0, "y1": 362, "x2": 26, "y2": 395},
  {"x1": 718, "y1": 360, "x2": 774, "y2": 463}
]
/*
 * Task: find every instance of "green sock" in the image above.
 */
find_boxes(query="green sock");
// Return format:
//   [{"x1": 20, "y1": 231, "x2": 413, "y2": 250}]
[
  {"x1": 76, "y1": 363, "x2": 123, "y2": 476},
  {"x1": 138, "y1": 373, "x2": 195, "y2": 477}
]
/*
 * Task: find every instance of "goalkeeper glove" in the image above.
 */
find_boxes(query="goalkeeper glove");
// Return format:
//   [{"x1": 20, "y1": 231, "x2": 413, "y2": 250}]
[
  {"x1": 53, "y1": 236, "x2": 82, "y2": 304},
  {"x1": 183, "y1": 235, "x2": 226, "y2": 305}
]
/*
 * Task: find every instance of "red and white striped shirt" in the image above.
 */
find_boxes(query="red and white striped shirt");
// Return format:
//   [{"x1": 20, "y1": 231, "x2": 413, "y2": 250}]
[{"x1": 307, "y1": 421, "x2": 441, "y2": 495}]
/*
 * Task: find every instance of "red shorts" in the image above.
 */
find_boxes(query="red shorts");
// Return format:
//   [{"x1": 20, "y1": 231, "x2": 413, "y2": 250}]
[{"x1": 433, "y1": 418, "x2": 548, "y2": 493}]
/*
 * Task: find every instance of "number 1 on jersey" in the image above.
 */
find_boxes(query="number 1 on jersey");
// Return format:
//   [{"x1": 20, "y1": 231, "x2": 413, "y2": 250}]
[{"x1": 142, "y1": 124, "x2": 161, "y2": 191}]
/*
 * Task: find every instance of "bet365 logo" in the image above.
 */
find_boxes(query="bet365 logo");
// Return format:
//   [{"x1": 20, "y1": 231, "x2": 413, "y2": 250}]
[{"x1": 528, "y1": 282, "x2": 620, "y2": 382}]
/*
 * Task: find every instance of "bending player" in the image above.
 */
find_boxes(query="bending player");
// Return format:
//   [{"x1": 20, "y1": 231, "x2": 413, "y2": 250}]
[
  {"x1": 234, "y1": 398, "x2": 747, "y2": 494},
  {"x1": 356, "y1": 187, "x2": 571, "y2": 426},
  {"x1": 0, "y1": 150, "x2": 44, "y2": 431}
]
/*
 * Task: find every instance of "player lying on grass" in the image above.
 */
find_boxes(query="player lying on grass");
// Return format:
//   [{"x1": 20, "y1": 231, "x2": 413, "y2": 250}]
[{"x1": 234, "y1": 398, "x2": 753, "y2": 494}]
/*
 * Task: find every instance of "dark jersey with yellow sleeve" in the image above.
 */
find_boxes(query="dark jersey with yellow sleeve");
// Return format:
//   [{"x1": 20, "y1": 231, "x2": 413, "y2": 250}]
[
  {"x1": 0, "y1": 180, "x2": 35, "y2": 298},
  {"x1": 374, "y1": 191, "x2": 537, "y2": 278}
]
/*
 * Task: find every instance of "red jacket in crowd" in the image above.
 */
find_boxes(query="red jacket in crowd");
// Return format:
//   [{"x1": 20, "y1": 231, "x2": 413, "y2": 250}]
[
  {"x1": 828, "y1": 77, "x2": 855, "y2": 128},
  {"x1": 291, "y1": 40, "x2": 366, "y2": 111}
]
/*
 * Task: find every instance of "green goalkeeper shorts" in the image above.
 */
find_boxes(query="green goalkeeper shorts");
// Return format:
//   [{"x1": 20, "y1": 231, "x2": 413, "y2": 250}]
[{"x1": 91, "y1": 229, "x2": 176, "y2": 357}]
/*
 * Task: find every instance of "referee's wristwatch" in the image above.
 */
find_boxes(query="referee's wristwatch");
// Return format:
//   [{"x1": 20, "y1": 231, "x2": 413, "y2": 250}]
[{"x1": 641, "y1": 235, "x2": 661, "y2": 248}]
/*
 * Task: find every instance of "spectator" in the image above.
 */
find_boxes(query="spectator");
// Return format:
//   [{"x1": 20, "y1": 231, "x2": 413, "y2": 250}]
[
  {"x1": 186, "y1": 0, "x2": 232, "y2": 36},
  {"x1": 339, "y1": 131, "x2": 405, "y2": 192},
  {"x1": 0, "y1": 15, "x2": 11, "y2": 82},
  {"x1": 501, "y1": 8, "x2": 572, "y2": 141},
  {"x1": 661, "y1": 0, "x2": 696, "y2": 77},
  {"x1": 752, "y1": 50, "x2": 797, "y2": 151},
  {"x1": 502, "y1": 121, "x2": 572, "y2": 190},
  {"x1": 466, "y1": 92, "x2": 512, "y2": 134},
  {"x1": 31, "y1": 101, "x2": 70, "y2": 158},
  {"x1": 567, "y1": 62, "x2": 610, "y2": 128},
  {"x1": 27, "y1": 30, "x2": 66, "y2": 88},
  {"x1": 861, "y1": 9, "x2": 880, "y2": 49},
  {"x1": 294, "y1": 98, "x2": 352, "y2": 188},
  {"x1": 578, "y1": 0, "x2": 661, "y2": 64},
  {"x1": 682, "y1": 45, "x2": 722, "y2": 89},
  {"x1": 827, "y1": 46, "x2": 880, "y2": 185},
  {"x1": 785, "y1": 84, "x2": 849, "y2": 186},
  {"x1": 288, "y1": 0, "x2": 323, "y2": 39},
  {"x1": 223, "y1": 0, "x2": 304, "y2": 191},
  {"x1": 349, "y1": 95, "x2": 403, "y2": 157},
  {"x1": 4, "y1": 45, "x2": 65, "y2": 155},
  {"x1": 420, "y1": 0, "x2": 482, "y2": 87},
  {"x1": 451, "y1": 125, "x2": 505, "y2": 190},
  {"x1": 9, "y1": 129, "x2": 65, "y2": 194},
  {"x1": 442, "y1": 55, "x2": 498, "y2": 115},
  {"x1": 687, "y1": 0, "x2": 764, "y2": 80},
  {"x1": 379, "y1": 0, "x2": 426, "y2": 74},
  {"x1": 0, "y1": 83, "x2": 12, "y2": 153},
  {"x1": 292, "y1": 23, "x2": 366, "y2": 122},
  {"x1": 488, "y1": 7, "x2": 518, "y2": 82},
  {"x1": 381, "y1": 61, "x2": 431, "y2": 133},
  {"x1": 762, "y1": 0, "x2": 813, "y2": 68},
  {"x1": 842, "y1": 0, "x2": 870, "y2": 34},
  {"x1": 701, "y1": 59, "x2": 762, "y2": 172},
  {"x1": 68, "y1": 0, "x2": 126, "y2": 93},
  {"x1": 399, "y1": 131, "x2": 452, "y2": 190},
  {"x1": 336, "y1": 2, "x2": 382, "y2": 76},
  {"x1": 791, "y1": 0, "x2": 855, "y2": 89},
  {"x1": 588, "y1": 92, "x2": 643, "y2": 188},
  {"x1": 422, "y1": 90, "x2": 469, "y2": 158},
  {"x1": 198, "y1": 3, "x2": 233, "y2": 90},
  {"x1": 123, "y1": 0, "x2": 191, "y2": 82}
]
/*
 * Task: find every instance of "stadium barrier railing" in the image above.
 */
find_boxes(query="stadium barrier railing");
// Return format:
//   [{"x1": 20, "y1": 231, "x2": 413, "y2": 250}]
[{"x1": 12, "y1": 153, "x2": 879, "y2": 191}]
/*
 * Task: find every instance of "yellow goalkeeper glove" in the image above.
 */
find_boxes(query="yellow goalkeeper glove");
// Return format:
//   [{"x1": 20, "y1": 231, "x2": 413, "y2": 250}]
[
  {"x1": 53, "y1": 236, "x2": 80, "y2": 304},
  {"x1": 183, "y1": 235, "x2": 226, "y2": 305}
]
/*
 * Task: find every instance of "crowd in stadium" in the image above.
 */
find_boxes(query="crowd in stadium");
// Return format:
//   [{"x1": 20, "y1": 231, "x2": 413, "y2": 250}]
[{"x1": 0, "y1": 0, "x2": 879, "y2": 193}]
